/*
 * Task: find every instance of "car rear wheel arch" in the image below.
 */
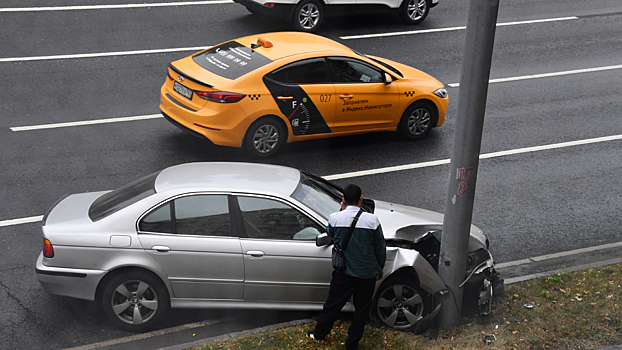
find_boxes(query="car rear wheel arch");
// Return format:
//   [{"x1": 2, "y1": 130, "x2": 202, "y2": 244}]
[
  {"x1": 244, "y1": 115, "x2": 288, "y2": 158},
  {"x1": 96, "y1": 267, "x2": 170, "y2": 302},
  {"x1": 398, "y1": 100, "x2": 438, "y2": 140}
]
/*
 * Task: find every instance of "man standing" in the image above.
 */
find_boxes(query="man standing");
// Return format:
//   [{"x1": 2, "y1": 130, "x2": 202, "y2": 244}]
[{"x1": 307, "y1": 184, "x2": 386, "y2": 350}]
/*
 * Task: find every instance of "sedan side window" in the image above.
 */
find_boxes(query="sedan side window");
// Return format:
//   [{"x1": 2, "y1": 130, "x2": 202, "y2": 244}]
[
  {"x1": 237, "y1": 196, "x2": 324, "y2": 240},
  {"x1": 329, "y1": 58, "x2": 383, "y2": 83},
  {"x1": 138, "y1": 195, "x2": 231, "y2": 237},
  {"x1": 267, "y1": 58, "x2": 328, "y2": 84}
]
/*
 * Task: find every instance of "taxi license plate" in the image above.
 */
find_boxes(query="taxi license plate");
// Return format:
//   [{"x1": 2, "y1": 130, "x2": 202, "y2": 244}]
[{"x1": 174, "y1": 81, "x2": 193, "y2": 100}]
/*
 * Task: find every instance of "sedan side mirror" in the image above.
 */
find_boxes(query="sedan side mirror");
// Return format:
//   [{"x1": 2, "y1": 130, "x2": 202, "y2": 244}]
[{"x1": 316, "y1": 233, "x2": 334, "y2": 247}]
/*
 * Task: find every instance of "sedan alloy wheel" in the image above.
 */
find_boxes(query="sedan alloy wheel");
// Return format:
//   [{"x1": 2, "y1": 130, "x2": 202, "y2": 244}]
[{"x1": 102, "y1": 272, "x2": 170, "y2": 332}]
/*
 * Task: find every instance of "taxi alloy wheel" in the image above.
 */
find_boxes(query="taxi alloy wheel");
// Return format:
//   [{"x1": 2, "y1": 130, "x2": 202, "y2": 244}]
[
  {"x1": 399, "y1": 101, "x2": 435, "y2": 140},
  {"x1": 293, "y1": 0, "x2": 323, "y2": 33},
  {"x1": 400, "y1": 0, "x2": 429, "y2": 25},
  {"x1": 245, "y1": 117, "x2": 286, "y2": 158}
]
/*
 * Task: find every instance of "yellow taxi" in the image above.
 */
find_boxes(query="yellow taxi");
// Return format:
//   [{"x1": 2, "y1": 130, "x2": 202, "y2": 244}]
[{"x1": 160, "y1": 32, "x2": 448, "y2": 157}]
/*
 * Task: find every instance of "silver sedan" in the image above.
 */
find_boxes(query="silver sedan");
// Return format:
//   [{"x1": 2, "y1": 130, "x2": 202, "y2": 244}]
[{"x1": 36, "y1": 162, "x2": 501, "y2": 332}]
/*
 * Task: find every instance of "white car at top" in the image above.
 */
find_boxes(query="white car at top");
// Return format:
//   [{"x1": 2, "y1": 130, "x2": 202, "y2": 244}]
[{"x1": 233, "y1": 0, "x2": 438, "y2": 32}]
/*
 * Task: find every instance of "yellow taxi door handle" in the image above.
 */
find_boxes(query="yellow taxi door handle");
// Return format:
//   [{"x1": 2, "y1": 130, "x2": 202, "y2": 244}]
[
  {"x1": 339, "y1": 94, "x2": 354, "y2": 99},
  {"x1": 277, "y1": 96, "x2": 293, "y2": 100}
]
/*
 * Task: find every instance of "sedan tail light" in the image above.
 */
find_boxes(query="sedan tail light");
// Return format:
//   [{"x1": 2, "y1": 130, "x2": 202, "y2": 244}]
[
  {"x1": 195, "y1": 91, "x2": 246, "y2": 103},
  {"x1": 43, "y1": 238, "x2": 54, "y2": 258}
]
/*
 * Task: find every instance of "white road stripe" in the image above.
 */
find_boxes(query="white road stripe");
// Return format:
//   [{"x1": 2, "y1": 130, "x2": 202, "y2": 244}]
[
  {"x1": 0, "y1": 47, "x2": 207, "y2": 63},
  {"x1": 447, "y1": 64, "x2": 622, "y2": 88},
  {"x1": 340, "y1": 16, "x2": 578, "y2": 40},
  {"x1": 0, "y1": 216, "x2": 43, "y2": 227},
  {"x1": 324, "y1": 133, "x2": 622, "y2": 180},
  {"x1": 11, "y1": 114, "x2": 162, "y2": 131},
  {"x1": 0, "y1": 1, "x2": 233, "y2": 12}
]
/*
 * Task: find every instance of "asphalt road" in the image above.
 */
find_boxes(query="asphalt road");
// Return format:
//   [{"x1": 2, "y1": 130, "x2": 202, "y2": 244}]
[{"x1": 1, "y1": 0, "x2": 621, "y2": 349}]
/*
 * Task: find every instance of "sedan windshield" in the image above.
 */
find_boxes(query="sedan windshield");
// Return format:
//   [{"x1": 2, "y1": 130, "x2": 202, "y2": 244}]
[{"x1": 292, "y1": 174, "x2": 342, "y2": 220}]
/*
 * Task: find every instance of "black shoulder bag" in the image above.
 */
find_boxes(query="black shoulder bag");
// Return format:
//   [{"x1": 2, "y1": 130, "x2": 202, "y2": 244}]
[{"x1": 331, "y1": 209, "x2": 363, "y2": 273}]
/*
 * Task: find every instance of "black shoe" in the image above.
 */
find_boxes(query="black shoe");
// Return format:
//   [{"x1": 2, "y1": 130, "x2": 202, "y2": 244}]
[{"x1": 306, "y1": 331, "x2": 321, "y2": 342}]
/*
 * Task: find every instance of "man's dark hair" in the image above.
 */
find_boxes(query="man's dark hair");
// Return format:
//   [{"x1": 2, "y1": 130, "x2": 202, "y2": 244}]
[{"x1": 343, "y1": 184, "x2": 362, "y2": 205}]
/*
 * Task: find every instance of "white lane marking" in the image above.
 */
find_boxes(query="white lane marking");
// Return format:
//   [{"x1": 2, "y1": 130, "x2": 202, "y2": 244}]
[
  {"x1": 323, "y1": 133, "x2": 622, "y2": 180},
  {"x1": 0, "y1": 216, "x2": 43, "y2": 227},
  {"x1": 448, "y1": 64, "x2": 622, "y2": 88},
  {"x1": 3, "y1": 133, "x2": 622, "y2": 228},
  {"x1": 0, "y1": 47, "x2": 207, "y2": 63},
  {"x1": 11, "y1": 114, "x2": 162, "y2": 132},
  {"x1": 0, "y1": 1, "x2": 233, "y2": 12},
  {"x1": 340, "y1": 16, "x2": 578, "y2": 40}
]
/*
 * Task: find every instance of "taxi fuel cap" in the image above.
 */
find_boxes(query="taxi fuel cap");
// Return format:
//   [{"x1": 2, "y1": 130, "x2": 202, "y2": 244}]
[{"x1": 257, "y1": 37, "x2": 273, "y2": 48}]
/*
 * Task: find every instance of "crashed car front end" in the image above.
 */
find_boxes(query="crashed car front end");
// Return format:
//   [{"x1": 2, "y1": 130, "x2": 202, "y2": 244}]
[{"x1": 374, "y1": 200, "x2": 502, "y2": 331}]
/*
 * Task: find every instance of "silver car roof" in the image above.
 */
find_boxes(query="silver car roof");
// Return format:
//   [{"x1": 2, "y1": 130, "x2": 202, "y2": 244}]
[{"x1": 154, "y1": 162, "x2": 302, "y2": 196}]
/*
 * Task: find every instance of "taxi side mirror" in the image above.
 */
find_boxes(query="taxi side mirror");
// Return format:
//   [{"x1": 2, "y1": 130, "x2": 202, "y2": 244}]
[
  {"x1": 383, "y1": 73, "x2": 393, "y2": 85},
  {"x1": 316, "y1": 233, "x2": 334, "y2": 247}
]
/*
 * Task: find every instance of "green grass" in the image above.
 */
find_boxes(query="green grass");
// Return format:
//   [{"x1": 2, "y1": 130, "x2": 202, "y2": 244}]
[{"x1": 194, "y1": 263, "x2": 622, "y2": 350}]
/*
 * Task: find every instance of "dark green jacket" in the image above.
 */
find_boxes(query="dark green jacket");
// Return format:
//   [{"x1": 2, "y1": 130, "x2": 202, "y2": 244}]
[{"x1": 327, "y1": 206, "x2": 386, "y2": 279}]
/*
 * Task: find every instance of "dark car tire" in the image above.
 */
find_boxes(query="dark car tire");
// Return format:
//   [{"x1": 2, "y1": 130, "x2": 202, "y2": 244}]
[
  {"x1": 398, "y1": 101, "x2": 436, "y2": 140},
  {"x1": 371, "y1": 271, "x2": 434, "y2": 332},
  {"x1": 292, "y1": 0, "x2": 324, "y2": 33},
  {"x1": 399, "y1": 0, "x2": 430, "y2": 25},
  {"x1": 102, "y1": 271, "x2": 170, "y2": 332},
  {"x1": 244, "y1": 117, "x2": 286, "y2": 158}
]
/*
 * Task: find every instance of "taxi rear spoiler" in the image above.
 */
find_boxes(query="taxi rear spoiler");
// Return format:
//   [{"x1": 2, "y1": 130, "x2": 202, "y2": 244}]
[{"x1": 168, "y1": 63, "x2": 213, "y2": 88}]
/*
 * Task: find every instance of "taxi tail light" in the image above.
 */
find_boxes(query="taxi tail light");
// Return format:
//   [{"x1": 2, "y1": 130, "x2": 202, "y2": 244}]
[
  {"x1": 264, "y1": 2, "x2": 275, "y2": 7},
  {"x1": 43, "y1": 238, "x2": 54, "y2": 258},
  {"x1": 196, "y1": 91, "x2": 246, "y2": 103}
]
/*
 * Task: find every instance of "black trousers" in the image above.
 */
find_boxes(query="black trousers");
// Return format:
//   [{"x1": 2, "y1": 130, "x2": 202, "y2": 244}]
[{"x1": 313, "y1": 271, "x2": 376, "y2": 350}]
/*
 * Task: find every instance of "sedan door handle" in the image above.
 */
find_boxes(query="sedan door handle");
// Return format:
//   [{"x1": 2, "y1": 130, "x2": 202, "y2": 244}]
[
  {"x1": 277, "y1": 96, "x2": 293, "y2": 100},
  {"x1": 151, "y1": 245, "x2": 171, "y2": 253},
  {"x1": 246, "y1": 250, "x2": 265, "y2": 258},
  {"x1": 339, "y1": 94, "x2": 353, "y2": 99}
]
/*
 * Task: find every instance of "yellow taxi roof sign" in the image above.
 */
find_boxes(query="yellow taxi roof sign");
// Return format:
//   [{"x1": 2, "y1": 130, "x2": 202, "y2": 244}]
[{"x1": 257, "y1": 37, "x2": 273, "y2": 48}]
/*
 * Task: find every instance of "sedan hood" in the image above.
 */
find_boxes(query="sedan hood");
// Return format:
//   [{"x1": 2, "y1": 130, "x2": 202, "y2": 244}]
[{"x1": 374, "y1": 200, "x2": 488, "y2": 252}]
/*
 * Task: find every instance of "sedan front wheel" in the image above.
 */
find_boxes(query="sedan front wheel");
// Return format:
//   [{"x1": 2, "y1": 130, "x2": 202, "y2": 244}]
[
  {"x1": 371, "y1": 272, "x2": 434, "y2": 332},
  {"x1": 398, "y1": 101, "x2": 436, "y2": 140},
  {"x1": 102, "y1": 271, "x2": 170, "y2": 332}
]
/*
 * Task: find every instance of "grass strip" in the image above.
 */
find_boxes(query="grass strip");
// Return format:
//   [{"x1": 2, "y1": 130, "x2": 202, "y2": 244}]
[{"x1": 193, "y1": 263, "x2": 621, "y2": 349}]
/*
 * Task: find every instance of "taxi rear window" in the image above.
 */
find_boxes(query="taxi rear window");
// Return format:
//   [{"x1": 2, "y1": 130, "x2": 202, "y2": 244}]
[{"x1": 192, "y1": 41, "x2": 272, "y2": 80}]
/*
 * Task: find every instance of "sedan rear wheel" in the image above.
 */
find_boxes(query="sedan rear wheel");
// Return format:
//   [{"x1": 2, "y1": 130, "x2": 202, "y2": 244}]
[
  {"x1": 293, "y1": 0, "x2": 323, "y2": 33},
  {"x1": 399, "y1": 0, "x2": 430, "y2": 25},
  {"x1": 244, "y1": 117, "x2": 286, "y2": 158},
  {"x1": 399, "y1": 101, "x2": 436, "y2": 140},
  {"x1": 372, "y1": 272, "x2": 433, "y2": 332},
  {"x1": 102, "y1": 271, "x2": 170, "y2": 332}
]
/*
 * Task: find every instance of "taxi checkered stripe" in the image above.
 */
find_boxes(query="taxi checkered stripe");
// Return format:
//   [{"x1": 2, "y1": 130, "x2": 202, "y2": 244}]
[
  {"x1": 404, "y1": 91, "x2": 415, "y2": 97},
  {"x1": 248, "y1": 94, "x2": 261, "y2": 100}
]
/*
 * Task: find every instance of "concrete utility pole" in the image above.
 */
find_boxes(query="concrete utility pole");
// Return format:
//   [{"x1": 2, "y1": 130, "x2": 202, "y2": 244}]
[{"x1": 437, "y1": 0, "x2": 499, "y2": 328}]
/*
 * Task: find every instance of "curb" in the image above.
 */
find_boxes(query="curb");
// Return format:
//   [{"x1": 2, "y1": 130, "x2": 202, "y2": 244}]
[{"x1": 157, "y1": 318, "x2": 316, "y2": 350}]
